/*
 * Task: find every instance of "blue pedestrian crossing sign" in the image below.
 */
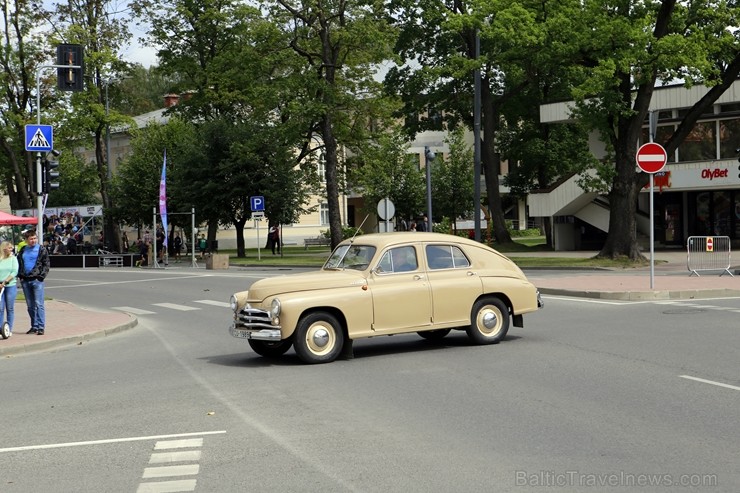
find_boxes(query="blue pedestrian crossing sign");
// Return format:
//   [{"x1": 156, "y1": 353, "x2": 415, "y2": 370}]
[
  {"x1": 250, "y1": 196, "x2": 265, "y2": 211},
  {"x1": 25, "y1": 124, "x2": 53, "y2": 152}
]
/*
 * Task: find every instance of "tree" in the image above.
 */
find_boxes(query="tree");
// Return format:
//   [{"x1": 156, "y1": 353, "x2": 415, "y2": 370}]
[
  {"x1": 270, "y1": 0, "x2": 398, "y2": 249},
  {"x1": 111, "y1": 118, "x2": 200, "y2": 231},
  {"x1": 566, "y1": 0, "x2": 740, "y2": 260},
  {"x1": 49, "y1": 0, "x2": 135, "y2": 251},
  {"x1": 132, "y1": 0, "x2": 321, "y2": 252},
  {"x1": 347, "y1": 129, "x2": 426, "y2": 226},
  {"x1": 386, "y1": 0, "x2": 540, "y2": 243},
  {"x1": 46, "y1": 153, "x2": 99, "y2": 207},
  {"x1": 0, "y1": 0, "x2": 57, "y2": 211},
  {"x1": 432, "y1": 128, "x2": 474, "y2": 232}
]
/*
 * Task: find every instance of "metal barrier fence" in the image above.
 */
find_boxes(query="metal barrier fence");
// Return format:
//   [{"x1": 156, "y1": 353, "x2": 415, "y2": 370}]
[{"x1": 686, "y1": 236, "x2": 733, "y2": 277}]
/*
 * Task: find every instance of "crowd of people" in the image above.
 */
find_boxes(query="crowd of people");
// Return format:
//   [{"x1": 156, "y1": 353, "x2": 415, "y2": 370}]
[{"x1": 41, "y1": 211, "x2": 86, "y2": 255}]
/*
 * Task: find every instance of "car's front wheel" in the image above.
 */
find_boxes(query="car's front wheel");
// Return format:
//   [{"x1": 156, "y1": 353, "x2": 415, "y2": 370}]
[
  {"x1": 294, "y1": 312, "x2": 344, "y2": 364},
  {"x1": 467, "y1": 297, "x2": 509, "y2": 344},
  {"x1": 248, "y1": 339, "x2": 292, "y2": 358}
]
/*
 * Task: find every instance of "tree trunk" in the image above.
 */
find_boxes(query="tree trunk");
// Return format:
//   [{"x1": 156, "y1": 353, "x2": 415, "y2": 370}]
[
  {"x1": 481, "y1": 85, "x2": 512, "y2": 245},
  {"x1": 321, "y1": 114, "x2": 343, "y2": 249},
  {"x1": 234, "y1": 217, "x2": 247, "y2": 258},
  {"x1": 597, "y1": 141, "x2": 643, "y2": 260}
]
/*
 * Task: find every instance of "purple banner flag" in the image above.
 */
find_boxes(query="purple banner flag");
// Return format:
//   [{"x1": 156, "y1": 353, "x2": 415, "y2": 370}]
[{"x1": 159, "y1": 150, "x2": 168, "y2": 247}]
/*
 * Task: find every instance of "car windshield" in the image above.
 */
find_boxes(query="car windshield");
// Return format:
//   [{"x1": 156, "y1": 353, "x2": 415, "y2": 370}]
[{"x1": 323, "y1": 244, "x2": 376, "y2": 271}]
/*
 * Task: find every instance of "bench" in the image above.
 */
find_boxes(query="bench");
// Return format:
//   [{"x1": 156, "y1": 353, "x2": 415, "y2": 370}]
[{"x1": 304, "y1": 236, "x2": 331, "y2": 249}]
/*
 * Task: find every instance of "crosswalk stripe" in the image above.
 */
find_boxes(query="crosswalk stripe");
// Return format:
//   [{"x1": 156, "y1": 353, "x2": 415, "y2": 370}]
[
  {"x1": 112, "y1": 306, "x2": 157, "y2": 315},
  {"x1": 152, "y1": 303, "x2": 200, "y2": 311},
  {"x1": 149, "y1": 451, "x2": 202, "y2": 463},
  {"x1": 142, "y1": 464, "x2": 199, "y2": 478},
  {"x1": 136, "y1": 479, "x2": 197, "y2": 493},
  {"x1": 193, "y1": 300, "x2": 230, "y2": 307}
]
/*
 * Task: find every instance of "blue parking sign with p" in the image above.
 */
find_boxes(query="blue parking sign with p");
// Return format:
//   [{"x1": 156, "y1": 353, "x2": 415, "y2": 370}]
[{"x1": 250, "y1": 196, "x2": 265, "y2": 211}]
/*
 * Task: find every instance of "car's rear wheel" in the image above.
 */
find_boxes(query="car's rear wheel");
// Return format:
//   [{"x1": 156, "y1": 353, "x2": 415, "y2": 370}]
[
  {"x1": 294, "y1": 312, "x2": 344, "y2": 364},
  {"x1": 417, "y1": 329, "x2": 451, "y2": 341},
  {"x1": 248, "y1": 339, "x2": 292, "y2": 358},
  {"x1": 467, "y1": 297, "x2": 509, "y2": 344}
]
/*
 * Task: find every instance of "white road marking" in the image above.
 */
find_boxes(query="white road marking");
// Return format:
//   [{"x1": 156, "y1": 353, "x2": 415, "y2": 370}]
[
  {"x1": 149, "y1": 451, "x2": 202, "y2": 463},
  {"x1": 154, "y1": 439, "x2": 204, "y2": 450},
  {"x1": 0, "y1": 431, "x2": 225, "y2": 453},
  {"x1": 194, "y1": 299, "x2": 231, "y2": 307},
  {"x1": 679, "y1": 375, "x2": 740, "y2": 392},
  {"x1": 153, "y1": 303, "x2": 200, "y2": 311},
  {"x1": 136, "y1": 479, "x2": 197, "y2": 493},
  {"x1": 142, "y1": 464, "x2": 200, "y2": 478},
  {"x1": 45, "y1": 274, "x2": 214, "y2": 289},
  {"x1": 112, "y1": 306, "x2": 157, "y2": 315}
]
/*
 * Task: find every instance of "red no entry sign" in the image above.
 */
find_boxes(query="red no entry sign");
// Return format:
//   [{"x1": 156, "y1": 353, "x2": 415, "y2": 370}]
[{"x1": 636, "y1": 143, "x2": 667, "y2": 174}]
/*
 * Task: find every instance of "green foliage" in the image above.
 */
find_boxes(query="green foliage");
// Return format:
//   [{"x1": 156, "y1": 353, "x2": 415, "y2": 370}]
[
  {"x1": 45, "y1": 153, "x2": 99, "y2": 207},
  {"x1": 432, "y1": 128, "x2": 474, "y2": 221},
  {"x1": 111, "y1": 117, "x2": 200, "y2": 227},
  {"x1": 321, "y1": 227, "x2": 363, "y2": 241},
  {"x1": 508, "y1": 228, "x2": 542, "y2": 238},
  {"x1": 347, "y1": 129, "x2": 425, "y2": 222}
]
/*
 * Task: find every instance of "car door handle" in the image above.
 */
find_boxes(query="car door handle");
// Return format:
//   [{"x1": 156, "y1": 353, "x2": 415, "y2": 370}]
[
  {"x1": 414, "y1": 274, "x2": 425, "y2": 281},
  {"x1": 467, "y1": 271, "x2": 477, "y2": 276}
]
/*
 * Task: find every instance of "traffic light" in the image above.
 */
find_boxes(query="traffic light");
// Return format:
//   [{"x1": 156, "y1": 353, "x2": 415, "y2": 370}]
[
  {"x1": 56, "y1": 44, "x2": 84, "y2": 92},
  {"x1": 42, "y1": 158, "x2": 60, "y2": 194}
]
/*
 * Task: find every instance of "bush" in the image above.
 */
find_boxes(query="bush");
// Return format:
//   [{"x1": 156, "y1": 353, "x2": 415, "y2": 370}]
[{"x1": 321, "y1": 227, "x2": 364, "y2": 240}]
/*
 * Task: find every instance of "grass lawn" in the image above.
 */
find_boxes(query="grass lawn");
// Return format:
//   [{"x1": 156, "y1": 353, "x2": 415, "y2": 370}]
[{"x1": 221, "y1": 236, "x2": 650, "y2": 269}]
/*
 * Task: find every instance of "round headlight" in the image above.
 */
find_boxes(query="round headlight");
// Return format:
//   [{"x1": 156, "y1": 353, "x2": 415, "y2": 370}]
[
  {"x1": 271, "y1": 298, "x2": 281, "y2": 317},
  {"x1": 230, "y1": 295, "x2": 238, "y2": 312}
]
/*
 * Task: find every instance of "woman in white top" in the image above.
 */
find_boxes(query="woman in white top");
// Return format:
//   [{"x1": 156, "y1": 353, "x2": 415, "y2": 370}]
[{"x1": 0, "y1": 240, "x2": 19, "y2": 337}]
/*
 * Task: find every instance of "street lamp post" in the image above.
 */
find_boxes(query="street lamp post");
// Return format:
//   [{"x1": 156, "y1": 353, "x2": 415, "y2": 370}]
[
  {"x1": 424, "y1": 146, "x2": 435, "y2": 232},
  {"x1": 105, "y1": 81, "x2": 111, "y2": 181}
]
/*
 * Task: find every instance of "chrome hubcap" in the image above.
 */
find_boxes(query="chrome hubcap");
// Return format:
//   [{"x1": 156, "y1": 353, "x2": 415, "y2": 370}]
[
  {"x1": 312, "y1": 328, "x2": 330, "y2": 348},
  {"x1": 482, "y1": 311, "x2": 497, "y2": 330}
]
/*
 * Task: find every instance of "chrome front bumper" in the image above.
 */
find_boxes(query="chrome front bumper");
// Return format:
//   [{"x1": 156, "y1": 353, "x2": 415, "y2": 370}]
[
  {"x1": 537, "y1": 291, "x2": 544, "y2": 308},
  {"x1": 229, "y1": 323, "x2": 282, "y2": 341}
]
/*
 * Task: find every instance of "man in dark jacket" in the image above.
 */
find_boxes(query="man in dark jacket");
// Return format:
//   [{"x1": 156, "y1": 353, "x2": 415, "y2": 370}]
[{"x1": 17, "y1": 230, "x2": 50, "y2": 335}]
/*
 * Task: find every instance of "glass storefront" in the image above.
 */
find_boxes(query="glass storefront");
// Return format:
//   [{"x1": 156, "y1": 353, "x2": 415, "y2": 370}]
[{"x1": 687, "y1": 190, "x2": 740, "y2": 239}]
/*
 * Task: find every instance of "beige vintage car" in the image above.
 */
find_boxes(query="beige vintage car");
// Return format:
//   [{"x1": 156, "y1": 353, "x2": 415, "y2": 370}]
[{"x1": 229, "y1": 232, "x2": 542, "y2": 364}]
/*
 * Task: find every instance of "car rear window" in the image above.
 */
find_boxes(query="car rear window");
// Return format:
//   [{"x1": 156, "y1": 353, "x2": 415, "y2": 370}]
[{"x1": 425, "y1": 245, "x2": 470, "y2": 269}]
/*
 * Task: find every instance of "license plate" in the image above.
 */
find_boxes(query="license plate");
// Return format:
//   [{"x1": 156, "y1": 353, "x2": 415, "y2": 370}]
[{"x1": 230, "y1": 327, "x2": 251, "y2": 339}]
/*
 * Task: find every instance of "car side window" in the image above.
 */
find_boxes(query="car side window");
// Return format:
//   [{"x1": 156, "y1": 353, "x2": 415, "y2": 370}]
[
  {"x1": 451, "y1": 246, "x2": 470, "y2": 268},
  {"x1": 426, "y1": 245, "x2": 454, "y2": 269},
  {"x1": 425, "y1": 245, "x2": 470, "y2": 270},
  {"x1": 377, "y1": 246, "x2": 418, "y2": 274}
]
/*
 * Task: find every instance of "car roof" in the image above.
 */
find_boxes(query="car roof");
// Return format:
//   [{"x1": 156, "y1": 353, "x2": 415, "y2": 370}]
[{"x1": 340, "y1": 232, "x2": 485, "y2": 250}]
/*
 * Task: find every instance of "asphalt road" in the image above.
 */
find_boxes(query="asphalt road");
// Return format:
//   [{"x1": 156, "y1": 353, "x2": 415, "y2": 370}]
[{"x1": 1, "y1": 267, "x2": 738, "y2": 492}]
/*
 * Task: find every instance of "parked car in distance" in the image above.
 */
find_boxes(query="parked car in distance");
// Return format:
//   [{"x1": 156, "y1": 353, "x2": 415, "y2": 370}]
[{"x1": 229, "y1": 232, "x2": 542, "y2": 364}]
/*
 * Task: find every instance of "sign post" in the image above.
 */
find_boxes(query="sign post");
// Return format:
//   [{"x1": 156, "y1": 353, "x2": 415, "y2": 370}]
[
  {"x1": 636, "y1": 142, "x2": 668, "y2": 289},
  {"x1": 250, "y1": 196, "x2": 265, "y2": 260}
]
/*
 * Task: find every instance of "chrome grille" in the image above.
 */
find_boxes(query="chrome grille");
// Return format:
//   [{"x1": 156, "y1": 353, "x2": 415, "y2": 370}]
[{"x1": 236, "y1": 306, "x2": 276, "y2": 330}]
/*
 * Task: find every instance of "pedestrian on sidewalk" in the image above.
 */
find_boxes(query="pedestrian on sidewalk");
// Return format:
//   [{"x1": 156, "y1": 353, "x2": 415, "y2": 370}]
[
  {"x1": 0, "y1": 241, "x2": 19, "y2": 338},
  {"x1": 17, "y1": 230, "x2": 50, "y2": 336}
]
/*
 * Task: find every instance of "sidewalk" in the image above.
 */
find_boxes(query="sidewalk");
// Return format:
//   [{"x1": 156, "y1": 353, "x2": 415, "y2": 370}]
[
  {"x1": 2, "y1": 249, "x2": 739, "y2": 358},
  {"x1": 0, "y1": 300, "x2": 136, "y2": 358},
  {"x1": 522, "y1": 249, "x2": 740, "y2": 301}
]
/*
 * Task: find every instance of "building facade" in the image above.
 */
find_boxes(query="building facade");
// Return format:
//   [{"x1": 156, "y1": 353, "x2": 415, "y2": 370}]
[{"x1": 531, "y1": 80, "x2": 740, "y2": 250}]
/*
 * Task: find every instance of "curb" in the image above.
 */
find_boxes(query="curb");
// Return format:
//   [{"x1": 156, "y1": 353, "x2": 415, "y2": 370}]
[
  {"x1": 538, "y1": 287, "x2": 740, "y2": 301},
  {"x1": 0, "y1": 315, "x2": 138, "y2": 358}
]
